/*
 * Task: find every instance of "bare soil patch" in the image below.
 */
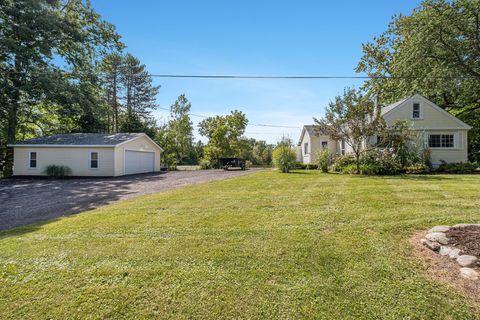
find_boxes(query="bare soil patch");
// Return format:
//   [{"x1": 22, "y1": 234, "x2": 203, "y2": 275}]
[
  {"x1": 410, "y1": 231, "x2": 480, "y2": 309},
  {"x1": 447, "y1": 226, "x2": 480, "y2": 258}
]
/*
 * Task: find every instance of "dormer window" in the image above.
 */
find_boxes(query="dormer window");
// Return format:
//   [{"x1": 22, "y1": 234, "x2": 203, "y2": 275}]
[{"x1": 412, "y1": 102, "x2": 421, "y2": 119}]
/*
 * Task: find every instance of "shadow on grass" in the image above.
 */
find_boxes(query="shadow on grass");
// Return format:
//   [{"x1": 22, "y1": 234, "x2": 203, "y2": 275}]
[{"x1": 353, "y1": 174, "x2": 453, "y2": 181}]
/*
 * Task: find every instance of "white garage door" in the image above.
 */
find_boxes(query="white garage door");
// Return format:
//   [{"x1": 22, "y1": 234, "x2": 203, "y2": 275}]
[{"x1": 124, "y1": 150, "x2": 155, "y2": 175}]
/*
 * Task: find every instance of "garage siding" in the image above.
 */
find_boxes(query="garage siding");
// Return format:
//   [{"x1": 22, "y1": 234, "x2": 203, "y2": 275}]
[
  {"x1": 13, "y1": 147, "x2": 115, "y2": 176},
  {"x1": 113, "y1": 136, "x2": 161, "y2": 176}
]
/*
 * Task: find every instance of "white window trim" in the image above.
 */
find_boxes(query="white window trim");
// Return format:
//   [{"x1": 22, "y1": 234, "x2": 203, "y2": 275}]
[
  {"x1": 411, "y1": 101, "x2": 424, "y2": 120},
  {"x1": 428, "y1": 133, "x2": 456, "y2": 149},
  {"x1": 28, "y1": 151, "x2": 38, "y2": 169},
  {"x1": 304, "y1": 142, "x2": 309, "y2": 155},
  {"x1": 89, "y1": 151, "x2": 99, "y2": 169}
]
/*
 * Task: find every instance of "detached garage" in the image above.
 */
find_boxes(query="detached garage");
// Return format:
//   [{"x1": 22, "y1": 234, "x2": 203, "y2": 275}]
[{"x1": 8, "y1": 133, "x2": 163, "y2": 177}]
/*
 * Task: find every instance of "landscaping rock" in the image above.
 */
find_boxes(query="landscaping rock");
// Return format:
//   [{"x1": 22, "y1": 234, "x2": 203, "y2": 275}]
[
  {"x1": 428, "y1": 225, "x2": 450, "y2": 233},
  {"x1": 459, "y1": 268, "x2": 479, "y2": 281},
  {"x1": 421, "y1": 239, "x2": 441, "y2": 251},
  {"x1": 448, "y1": 248, "x2": 461, "y2": 259},
  {"x1": 438, "y1": 246, "x2": 460, "y2": 258},
  {"x1": 439, "y1": 246, "x2": 451, "y2": 256},
  {"x1": 453, "y1": 223, "x2": 480, "y2": 228},
  {"x1": 456, "y1": 255, "x2": 478, "y2": 268},
  {"x1": 425, "y1": 232, "x2": 449, "y2": 245}
]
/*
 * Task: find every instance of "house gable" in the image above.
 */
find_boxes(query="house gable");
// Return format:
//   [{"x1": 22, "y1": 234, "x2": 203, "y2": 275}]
[{"x1": 382, "y1": 94, "x2": 471, "y2": 130}]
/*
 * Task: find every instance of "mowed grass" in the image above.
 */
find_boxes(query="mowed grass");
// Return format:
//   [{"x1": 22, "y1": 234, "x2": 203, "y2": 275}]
[{"x1": 1, "y1": 171, "x2": 480, "y2": 319}]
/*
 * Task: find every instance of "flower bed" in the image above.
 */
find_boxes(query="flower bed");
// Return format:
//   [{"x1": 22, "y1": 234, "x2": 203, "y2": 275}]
[{"x1": 421, "y1": 224, "x2": 480, "y2": 281}]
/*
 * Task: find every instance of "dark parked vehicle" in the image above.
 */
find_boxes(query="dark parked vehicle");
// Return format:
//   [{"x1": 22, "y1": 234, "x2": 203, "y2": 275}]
[{"x1": 219, "y1": 158, "x2": 246, "y2": 171}]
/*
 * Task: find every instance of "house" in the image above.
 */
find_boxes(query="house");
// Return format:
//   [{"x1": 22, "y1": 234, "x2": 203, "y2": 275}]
[
  {"x1": 298, "y1": 94, "x2": 472, "y2": 167},
  {"x1": 8, "y1": 133, "x2": 163, "y2": 177}
]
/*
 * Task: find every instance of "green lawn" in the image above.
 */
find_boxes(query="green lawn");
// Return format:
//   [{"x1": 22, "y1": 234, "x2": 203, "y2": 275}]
[{"x1": 1, "y1": 171, "x2": 480, "y2": 319}]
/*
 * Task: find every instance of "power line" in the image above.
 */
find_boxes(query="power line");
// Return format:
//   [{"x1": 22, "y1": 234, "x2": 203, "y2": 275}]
[
  {"x1": 3, "y1": 68, "x2": 476, "y2": 80},
  {"x1": 149, "y1": 74, "x2": 476, "y2": 80},
  {"x1": 156, "y1": 106, "x2": 301, "y2": 129}
]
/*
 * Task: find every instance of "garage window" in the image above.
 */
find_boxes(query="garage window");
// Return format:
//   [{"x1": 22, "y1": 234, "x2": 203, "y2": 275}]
[
  {"x1": 90, "y1": 152, "x2": 98, "y2": 169},
  {"x1": 29, "y1": 152, "x2": 37, "y2": 168}
]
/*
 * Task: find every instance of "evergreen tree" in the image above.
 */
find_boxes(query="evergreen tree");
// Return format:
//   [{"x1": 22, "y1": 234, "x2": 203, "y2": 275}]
[
  {"x1": 102, "y1": 53, "x2": 124, "y2": 132},
  {"x1": 120, "y1": 54, "x2": 160, "y2": 124}
]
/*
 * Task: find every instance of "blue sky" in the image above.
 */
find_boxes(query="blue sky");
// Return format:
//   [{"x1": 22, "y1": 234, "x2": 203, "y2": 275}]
[{"x1": 91, "y1": 0, "x2": 420, "y2": 143}]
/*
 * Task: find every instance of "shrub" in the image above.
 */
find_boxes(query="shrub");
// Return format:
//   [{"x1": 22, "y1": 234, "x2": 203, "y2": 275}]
[
  {"x1": 331, "y1": 154, "x2": 356, "y2": 172},
  {"x1": 362, "y1": 149, "x2": 402, "y2": 175},
  {"x1": 272, "y1": 138, "x2": 297, "y2": 173},
  {"x1": 405, "y1": 163, "x2": 431, "y2": 174},
  {"x1": 437, "y1": 161, "x2": 478, "y2": 174},
  {"x1": 315, "y1": 149, "x2": 330, "y2": 173},
  {"x1": 295, "y1": 162, "x2": 307, "y2": 169},
  {"x1": 341, "y1": 163, "x2": 358, "y2": 174},
  {"x1": 358, "y1": 163, "x2": 378, "y2": 175},
  {"x1": 44, "y1": 165, "x2": 72, "y2": 178},
  {"x1": 245, "y1": 160, "x2": 252, "y2": 168},
  {"x1": 199, "y1": 159, "x2": 211, "y2": 170}
]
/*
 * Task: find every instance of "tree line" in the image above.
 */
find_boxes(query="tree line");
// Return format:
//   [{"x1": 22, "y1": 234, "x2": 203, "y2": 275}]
[
  {"x1": 2, "y1": 0, "x2": 478, "y2": 176},
  {"x1": 155, "y1": 97, "x2": 273, "y2": 168},
  {"x1": 0, "y1": 0, "x2": 273, "y2": 177}
]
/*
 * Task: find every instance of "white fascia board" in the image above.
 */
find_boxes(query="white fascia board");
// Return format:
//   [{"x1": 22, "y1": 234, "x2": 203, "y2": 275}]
[{"x1": 8, "y1": 144, "x2": 116, "y2": 148}]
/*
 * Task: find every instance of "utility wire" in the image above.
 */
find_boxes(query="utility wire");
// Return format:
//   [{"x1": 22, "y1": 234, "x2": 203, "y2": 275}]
[
  {"x1": 3, "y1": 68, "x2": 477, "y2": 80},
  {"x1": 149, "y1": 74, "x2": 477, "y2": 80},
  {"x1": 157, "y1": 106, "x2": 301, "y2": 129}
]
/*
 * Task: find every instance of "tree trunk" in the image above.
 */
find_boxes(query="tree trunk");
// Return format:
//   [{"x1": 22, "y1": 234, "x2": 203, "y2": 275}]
[
  {"x1": 4, "y1": 64, "x2": 22, "y2": 177},
  {"x1": 355, "y1": 152, "x2": 360, "y2": 174},
  {"x1": 113, "y1": 70, "x2": 118, "y2": 133},
  {"x1": 4, "y1": 102, "x2": 17, "y2": 176}
]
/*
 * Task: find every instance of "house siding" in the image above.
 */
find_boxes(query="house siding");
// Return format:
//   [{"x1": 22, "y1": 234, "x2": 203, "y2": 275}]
[
  {"x1": 424, "y1": 130, "x2": 468, "y2": 166},
  {"x1": 383, "y1": 95, "x2": 469, "y2": 166},
  {"x1": 299, "y1": 95, "x2": 470, "y2": 166},
  {"x1": 300, "y1": 131, "x2": 337, "y2": 164},
  {"x1": 13, "y1": 147, "x2": 115, "y2": 176}
]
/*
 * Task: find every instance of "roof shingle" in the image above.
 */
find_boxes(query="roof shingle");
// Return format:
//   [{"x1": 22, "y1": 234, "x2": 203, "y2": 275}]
[{"x1": 13, "y1": 133, "x2": 145, "y2": 146}]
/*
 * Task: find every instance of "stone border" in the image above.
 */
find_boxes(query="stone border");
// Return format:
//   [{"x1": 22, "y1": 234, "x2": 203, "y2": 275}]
[{"x1": 421, "y1": 224, "x2": 480, "y2": 281}]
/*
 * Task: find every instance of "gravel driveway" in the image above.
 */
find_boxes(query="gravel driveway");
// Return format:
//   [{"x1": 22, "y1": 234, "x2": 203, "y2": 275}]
[{"x1": 0, "y1": 169, "x2": 256, "y2": 231}]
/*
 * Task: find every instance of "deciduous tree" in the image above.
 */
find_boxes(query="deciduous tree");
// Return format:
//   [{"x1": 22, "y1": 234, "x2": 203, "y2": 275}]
[
  {"x1": 0, "y1": 0, "x2": 121, "y2": 176},
  {"x1": 314, "y1": 88, "x2": 384, "y2": 173},
  {"x1": 198, "y1": 110, "x2": 248, "y2": 167},
  {"x1": 356, "y1": 0, "x2": 480, "y2": 161}
]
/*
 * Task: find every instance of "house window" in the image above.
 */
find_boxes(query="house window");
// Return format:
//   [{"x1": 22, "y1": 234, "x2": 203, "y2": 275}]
[
  {"x1": 90, "y1": 152, "x2": 98, "y2": 168},
  {"x1": 29, "y1": 152, "x2": 37, "y2": 168},
  {"x1": 412, "y1": 103, "x2": 421, "y2": 119},
  {"x1": 341, "y1": 140, "x2": 346, "y2": 155},
  {"x1": 376, "y1": 135, "x2": 383, "y2": 147},
  {"x1": 428, "y1": 134, "x2": 454, "y2": 148},
  {"x1": 304, "y1": 143, "x2": 309, "y2": 155},
  {"x1": 321, "y1": 141, "x2": 328, "y2": 149}
]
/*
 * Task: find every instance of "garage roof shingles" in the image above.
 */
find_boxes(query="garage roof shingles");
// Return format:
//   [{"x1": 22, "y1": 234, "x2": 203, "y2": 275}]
[{"x1": 13, "y1": 133, "x2": 144, "y2": 146}]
